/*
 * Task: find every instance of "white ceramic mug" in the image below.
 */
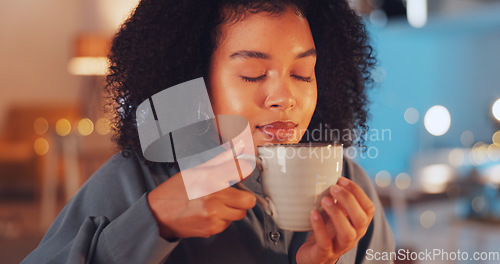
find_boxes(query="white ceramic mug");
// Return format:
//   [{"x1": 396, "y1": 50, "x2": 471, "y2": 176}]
[{"x1": 236, "y1": 143, "x2": 343, "y2": 231}]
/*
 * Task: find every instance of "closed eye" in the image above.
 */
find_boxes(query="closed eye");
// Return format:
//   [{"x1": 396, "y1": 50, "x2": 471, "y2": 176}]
[
  {"x1": 292, "y1": 75, "x2": 312, "y2": 83},
  {"x1": 241, "y1": 75, "x2": 266, "y2": 82}
]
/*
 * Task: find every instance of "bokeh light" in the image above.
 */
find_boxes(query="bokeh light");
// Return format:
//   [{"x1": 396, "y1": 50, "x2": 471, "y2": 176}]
[
  {"x1": 407, "y1": 0, "x2": 427, "y2": 28},
  {"x1": 471, "y1": 142, "x2": 488, "y2": 165},
  {"x1": 487, "y1": 144, "x2": 500, "y2": 161},
  {"x1": 77, "y1": 118, "x2": 94, "y2": 136},
  {"x1": 375, "y1": 170, "x2": 391, "y2": 188},
  {"x1": 448, "y1": 148, "x2": 465, "y2": 167},
  {"x1": 493, "y1": 131, "x2": 500, "y2": 147},
  {"x1": 492, "y1": 98, "x2": 500, "y2": 121},
  {"x1": 395, "y1": 172, "x2": 411, "y2": 190},
  {"x1": 34, "y1": 138, "x2": 49, "y2": 156},
  {"x1": 369, "y1": 9, "x2": 388, "y2": 28},
  {"x1": 460, "y1": 130, "x2": 474, "y2": 147},
  {"x1": 33, "y1": 117, "x2": 49, "y2": 135},
  {"x1": 472, "y1": 196, "x2": 486, "y2": 213},
  {"x1": 55, "y1": 119, "x2": 71, "y2": 136},
  {"x1": 424, "y1": 105, "x2": 451, "y2": 136},
  {"x1": 420, "y1": 210, "x2": 436, "y2": 229},
  {"x1": 484, "y1": 164, "x2": 500, "y2": 184},
  {"x1": 95, "y1": 118, "x2": 111, "y2": 135},
  {"x1": 420, "y1": 164, "x2": 453, "y2": 193},
  {"x1": 404, "y1": 107, "x2": 419, "y2": 124}
]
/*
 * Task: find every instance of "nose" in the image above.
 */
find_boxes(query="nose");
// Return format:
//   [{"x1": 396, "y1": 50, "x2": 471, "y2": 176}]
[{"x1": 264, "y1": 78, "x2": 296, "y2": 110}]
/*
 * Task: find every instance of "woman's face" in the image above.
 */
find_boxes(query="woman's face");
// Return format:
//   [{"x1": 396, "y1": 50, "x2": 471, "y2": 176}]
[{"x1": 208, "y1": 7, "x2": 317, "y2": 147}]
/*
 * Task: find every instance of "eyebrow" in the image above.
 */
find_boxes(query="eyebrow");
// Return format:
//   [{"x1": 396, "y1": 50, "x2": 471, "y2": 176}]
[
  {"x1": 230, "y1": 50, "x2": 269, "y2": 59},
  {"x1": 230, "y1": 48, "x2": 316, "y2": 60},
  {"x1": 296, "y1": 48, "x2": 317, "y2": 58}
]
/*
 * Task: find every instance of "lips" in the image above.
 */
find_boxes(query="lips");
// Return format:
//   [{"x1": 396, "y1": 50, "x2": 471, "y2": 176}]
[{"x1": 257, "y1": 121, "x2": 297, "y2": 141}]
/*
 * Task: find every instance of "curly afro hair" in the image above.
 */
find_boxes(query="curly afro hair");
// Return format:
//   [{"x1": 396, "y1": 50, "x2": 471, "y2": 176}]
[{"x1": 106, "y1": 0, "x2": 376, "y2": 158}]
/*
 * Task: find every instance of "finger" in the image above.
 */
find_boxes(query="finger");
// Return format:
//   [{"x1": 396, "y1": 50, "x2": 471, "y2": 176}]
[
  {"x1": 218, "y1": 187, "x2": 257, "y2": 210},
  {"x1": 310, "y1": 209, "x2": 333, "y2": 253},
  {"x1": 218, "y1": 206, "x2": 250, "y2": 221},
  {"x1": 321, "y1": 196, "x2": 357, "y2": 246},
  {"x1": 336, "y1": 178, "x2": 375, "y2": 216},
  {"x1": 330, "y1": 185, "x2": 370, "y2": 229}
]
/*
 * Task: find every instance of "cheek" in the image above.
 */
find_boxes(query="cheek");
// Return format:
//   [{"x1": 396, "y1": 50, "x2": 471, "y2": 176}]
[
  {"x1": 209, "y1": 64, "x2": 232, "y2": 112},
  {"x1": 219, "y1": 92, "x2": 245, "y2": 114},
  {"x1": 302, "y1": 85, "x2": 318, "y2": 118},
  {"x1": 209, "y1": 78, "x2": 250, "y2": 116}
]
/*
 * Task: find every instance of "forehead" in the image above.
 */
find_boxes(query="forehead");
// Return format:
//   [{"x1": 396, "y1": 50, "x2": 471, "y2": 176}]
[{"x1": 215, "y1": 7, "x2": 315, "y2": 55}]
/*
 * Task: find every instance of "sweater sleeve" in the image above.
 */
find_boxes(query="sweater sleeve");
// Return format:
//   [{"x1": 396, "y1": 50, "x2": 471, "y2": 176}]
[
  {"x1": 21, "y1": 154, "x2": 179, "y2": 264},
  {"x1": 336, "y1": 158, "x2": 396, "y2": 264}
]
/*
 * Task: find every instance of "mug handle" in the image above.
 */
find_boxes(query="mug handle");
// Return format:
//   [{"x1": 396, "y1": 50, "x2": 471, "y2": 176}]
[
  {"x1": 232, "y1": 154, "x2": 272, "y2": 216},
  {"x1": 236, "y1": 153, "x2": 264, "y2": 171}
]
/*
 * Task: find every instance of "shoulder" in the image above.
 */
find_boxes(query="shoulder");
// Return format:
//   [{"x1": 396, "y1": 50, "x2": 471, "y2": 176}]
[
  {"x1": 89, "y1": 151, "x2": 143, "y2": 181},
  {"x1": 34, "y1": 152, "x2": 163, "y2": 257},
  {"x1": 73, "y1": 151, "x2": 153, "y2": 209},
  {"x1": 82, "y1": 153, "x2": 136, "y2": 187},
  {"x1": 343, "y1": 157, "x2": 370, "y2": 184}
]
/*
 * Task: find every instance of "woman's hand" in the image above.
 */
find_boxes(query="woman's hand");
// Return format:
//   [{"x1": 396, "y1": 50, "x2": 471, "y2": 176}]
[
  {"x1": 296, "y1": 177, "x2": 376, "y2": 264},
  {"x1": 147, "y1": 142, "x2": 257, "y2": 240}
]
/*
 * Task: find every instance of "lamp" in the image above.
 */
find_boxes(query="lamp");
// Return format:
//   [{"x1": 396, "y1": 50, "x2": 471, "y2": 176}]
[
  {"x1": 68, "y1": 34, "x2": 110, "y2": 76},
  {"x1": 68, "y1": 34, "x2": 111, "y2": 120}
]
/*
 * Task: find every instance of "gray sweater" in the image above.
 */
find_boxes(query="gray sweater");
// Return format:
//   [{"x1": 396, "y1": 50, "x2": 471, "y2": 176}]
[{"x1": 22, "y1": 152, "x2": 395, "y2": 264}]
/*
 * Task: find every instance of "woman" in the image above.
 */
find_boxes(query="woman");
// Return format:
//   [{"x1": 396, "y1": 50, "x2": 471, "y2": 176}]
[{"x1": 23, "y1": 0, "x2": 394, "y2": 263}]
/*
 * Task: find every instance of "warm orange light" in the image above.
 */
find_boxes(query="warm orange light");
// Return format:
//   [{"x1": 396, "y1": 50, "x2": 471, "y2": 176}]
[
  {"x1": 34, "y1": 138, "x2": 49, "y2": 156},
  {"x1": 78, "y1": 118, "x2": 94, "y2": 136},
  {"x1": 34, "y1": 117, "x2": 49, "y2": 135},
  {"x1": 56, "y1": 119, "x2": 71, "y2": 136},
  {"x1": 95, "y1": 118, "x2": 111, "y2": 135},
  {"x1": 68, "y1": 57, "x2": 109, "y2": 76},
  {"x1": 69, "y1": 34, "x2": 111, "y2": 76}
]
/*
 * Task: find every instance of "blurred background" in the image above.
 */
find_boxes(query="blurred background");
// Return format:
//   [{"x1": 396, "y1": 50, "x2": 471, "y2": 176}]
[{"x1": 0, "y1": 0, "x2": 499, "y2": 263}]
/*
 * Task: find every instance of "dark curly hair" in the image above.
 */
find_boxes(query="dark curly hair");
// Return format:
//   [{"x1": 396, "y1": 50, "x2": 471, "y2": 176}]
[{"x1": 106, "y1": 0, "x2": 376, "y2": 158}]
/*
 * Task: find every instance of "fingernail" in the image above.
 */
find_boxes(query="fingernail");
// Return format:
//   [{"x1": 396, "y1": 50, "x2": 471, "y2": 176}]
[
  {"x1": 311, "y1": 210, "x2": 320, "y2": 221},
  {"x1": 322, "y1": 196, "x2": 334, "y2": 207},
  {"x1": 338, "y1": 177, "x2": 349, "y2": 186}
]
